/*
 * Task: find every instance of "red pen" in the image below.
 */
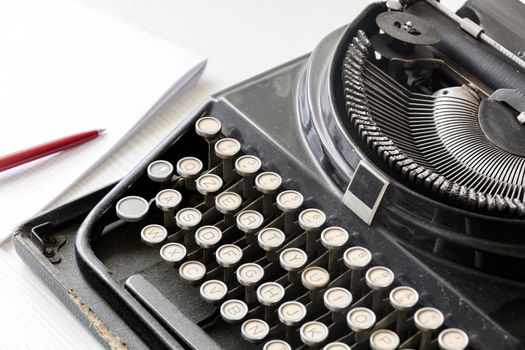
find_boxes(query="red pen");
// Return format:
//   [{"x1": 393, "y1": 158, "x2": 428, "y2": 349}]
[{"x1": 0, "y1": 129, "x2": 105, "y2": 172}]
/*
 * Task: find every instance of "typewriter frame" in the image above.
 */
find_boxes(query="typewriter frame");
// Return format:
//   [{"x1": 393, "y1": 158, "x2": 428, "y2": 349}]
[{"x1": 14, "y1": 1, "x2": 525, "y2": 349}]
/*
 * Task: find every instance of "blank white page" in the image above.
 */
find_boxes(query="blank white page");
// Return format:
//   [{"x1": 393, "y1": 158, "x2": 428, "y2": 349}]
[{"x1": 0, "y1": 0, "x2": 206, "y2": 243}]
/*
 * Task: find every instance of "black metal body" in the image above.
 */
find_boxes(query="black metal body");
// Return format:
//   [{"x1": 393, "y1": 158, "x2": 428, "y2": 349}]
[{"x1": 13, "y1": 1, "x2": 525, "y2": 349}]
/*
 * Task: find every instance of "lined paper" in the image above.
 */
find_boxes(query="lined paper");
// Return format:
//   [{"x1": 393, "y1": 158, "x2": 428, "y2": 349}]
[{"x1": 0, "y1": 0, "x2": 206, "y2": 243}]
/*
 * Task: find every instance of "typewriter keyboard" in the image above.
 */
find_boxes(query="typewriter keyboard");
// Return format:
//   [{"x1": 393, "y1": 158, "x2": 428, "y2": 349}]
[{"x1": 114, "y1": 117, "x2": 470, "y2": 350}]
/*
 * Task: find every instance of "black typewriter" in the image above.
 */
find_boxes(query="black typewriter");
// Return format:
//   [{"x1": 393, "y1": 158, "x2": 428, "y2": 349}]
[{"x1": 14, "y1": 0, "x2": 525, "y2": 349}]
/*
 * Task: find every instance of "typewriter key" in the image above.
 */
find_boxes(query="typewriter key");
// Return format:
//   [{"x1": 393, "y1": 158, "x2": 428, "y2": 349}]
[
  {"x1": 257, "y1": 227, "x2": 285, "y2": 262},
  {"x1": 365, "y1": 266, "x2": 394, "y2": 313},
  {"x1": 257, "y1": 282, "x2": 285, "y2": 321},
  {"x1": 300, "y1": 321, "x2": 329, "y2": 347},
  {"x1": 155, "y1": 189, "x2": 182, "y2": 229},
  {"x1": 196, "y1": 117, "x2": 222, "y2": 168},
  {"x1": 147, "y1": 160, "x2": 174, "y2": 183},
  {"x1": 195, "y1": 116, "x2": 222, "y2": 139},
  {"x1": 241, "y1": 319, "x2": 270, "y2": 343},
  {"x1": 216, "y1": 244, "x2": 243, "y2": 283},
  {"x1": 321, "y1": 227, "x2": 349, "y2": 271},
  {"x1": 176, "y1": 157, "x2": 203, "y2": 191},
  {"x1": 220, "y1": 299, "x2": 248, "y2": 324},
  {"x1": 176, "y1": 207, "x2": 202, "y2": 246},
  {"x1": 237, "y1": 263, "x2": 264, "y2": 303},
  {"x1": 346, "y1": 307, "x2": 376, "y2": 343},
  {"x1": 140, "y1": 224, "x2": 168, "y2": 246},
  {"x1": 279, "y1": 247, "x2": 308, "y2": 283},
  {"x1": 438, "y1": 328, "x2": 469, "y2": 350},
  {"x1": 278, "y1": 301, "x2": 307, "y2": 339},
  {"x1": 195, "y1": 226, "x2": 222, "y2": 264},
  {"x1": 196, "y1": 173, "x2": 223, "y2": 206},
  {"x1": 276, "y1": 190, "x2": 304, "y2": 234},
  {"x1": 369, "y1": 329, "x2": 400, "y2": 350},
  {"x1": 255, "y1": 172, "x2": 282, "y2": 215},
  {"x1": 343, "y1": 246, "x2": 372, "y2": 293},
  {"x1": 263, "y1": 339, "x2": 292, "y2": 350},
  {"x1": 323, "y1": 342, "x2": 351, "y2": 350},
  {"x1": 414, "y1": 307, "x2": 444, "y2": 350},
  {"x1": 214, "y1": 138, "x2": 241, "y2": 182},
  {"x1": 323, "y1": 287, "x2": 353, "y2": 323},
  {"x1": 298, "y1": 208, "x2": 326, "y2": 254},
  {"x1": 179, "y1": 260, "x2": 206, "y2": 284},
  {"x1": 215, "y1": 191, "x2": 243, "y2": 226},
  {"x1": 236, "y1": 210, "x2": 264, "y2": 245},
  {"x1": 160, "y1": 242, "x2": 187, "y2": 265},
  {"x1": 116, "y1": 196, "x2": 149, "y2": 222},
  {"x1": 235, "y1": 155, "x2": 262, "y2": 198},
  {"x1": 301, "y1": 266, "x2": 330, "y2": 301},
  {"x1": 389, "y1": 286, "x2": 419, "y2": 336},
  {"x1": 200, "y1": 279, "x2": 228, "y2": 304}
]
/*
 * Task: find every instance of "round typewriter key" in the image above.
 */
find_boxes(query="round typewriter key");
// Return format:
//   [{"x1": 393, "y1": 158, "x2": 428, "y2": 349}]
[
  {"x1": 220, "y1": 299, "x2": 248, "y2": 324},
  {"x1": 323, "y1": 342, "x2": 351, "y2": 350},
  {"x1": 195, "y1": 116, "x2": 222, "y2": 139},
  {"x1": 347, "y1": 307, "x2": 376, "y2": 332},
  {"x1": 215, "y1": 138, "x2": 241, "y2": 159},
  {"x1": 200, "y1": 279, "x2": 228, "y2": 304},
  {"x1": 195, "y1": 226, "x2": 222, "y2": 264},
  {"x1": 160, "y1": 243, "x2": 186, "y2": 265},
  {"x1": 140, "y1": 224, "x2": 168, "y2": 246},
  {"x1": 241, "y1": 319, "x2": 269, "y2": 343},
  {"x1": 257, "y1": 282, "x2": 285, "y2": 321},
  {"x1": 389, "y1": 286, "x2": 419, "y2": 336},
  {"x1": 235, "y1": 155, "x2": 262, "y2": 198},
  {"x1": 147, "y1": 160, "x2": 174, "y2": 183},
  {"x1": 195, "y1": 117, "x2": 222, "y2": 169},
  {"x1": 215, "y1": 191, "x2": 242, "y2": 226},
  {"x1": 196, "y1": 173, "x2": 223, "y2": 206},
  {"x1": 343, "y1": 246, "x2": 372, "y2": 293},
  {"x1": 155, "y1": 189, "x2": 182, "y2": 228},
  {"x1": 257, "y1": 227, "x2": 285, "y2": 262},
  {"x1": 300, "y1": 321, "x2": 329, "y2": 347},
  {"x1": 301, "y1": 266, "x2": 330, "y2": 302},
  {"x1": 321, "y1": 226, "x2": 349, "y2": 271},
  {"x1": 347, "y1": 307, "x2": 377, "y2": 344},
  {"x1": 276, "y1": 190, "x2": 304, "y2": 234},
  {"x1": 369, "y1": 329, "x2": 400, "y2": 350},
  {"x1": 216, "y1": 244, "x2": 243, "y2": 283},
  {"x1": 278, "y1": 301, "x2": 307, "y2": 339},
  {"x1": 116, "y1": 196, "x2": 149, "y2": 222},
  {"x1": 324, "y1": 287, "x2": 353, "y2": 323},
  {"x1": 414, "y1": 307, "x2": 445, "y2": 350},
  {"x1": 237, "y1": 263, "x2": 264, "y2": 303},
  {"x1": 176, "y1": 157, "x2": 203, "y2": 191},
  {"x1": 176, "y1": 207, "x2": 202, "y2": 246},
  {"x1": 214, "y1": 138, "x2": 241, "y2": 182},
  {"x1": 256, "y1": 172, "x2": 282, "y2": 215},
  {"x1": 366, "y1": 266, "x2": 394, "y2": 313},
  {"x1": 263, "y1": 339, "x2": 292, "y2": 350},
  {"x1": 438, "y1": 328, "x2": 469, "y2": 350},
  {"x1": 179, "y1": 260, "x2": 206, "y2": 284},
  {"x1": 236, "y1": 210, "x2": 264, "y2": 245},
  {"x1": 299, "y1": 208, "x2": 326, "y2": 254},
  {"x1": 279, "y1": 247, "x2": 308, "y2": 283}
]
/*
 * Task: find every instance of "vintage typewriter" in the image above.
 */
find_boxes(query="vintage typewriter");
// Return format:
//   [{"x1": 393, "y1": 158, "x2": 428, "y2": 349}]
[{"x1": 13, "y1": 0, "x2": 525, "y2": 349}]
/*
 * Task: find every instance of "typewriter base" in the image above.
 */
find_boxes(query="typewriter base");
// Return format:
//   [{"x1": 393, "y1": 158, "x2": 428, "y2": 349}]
[{"x1": 14, "y1": 21, "x2": 525, "y2": 349}]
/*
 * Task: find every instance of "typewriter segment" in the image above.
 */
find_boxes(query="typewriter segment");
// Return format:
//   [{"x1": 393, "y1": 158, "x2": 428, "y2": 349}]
[
  {"x1": 15, "y1": 1, "x2": 525, "y2": 349},
  {"x1": 114, "y1": 117, "x2": 470, "y2": 349}
]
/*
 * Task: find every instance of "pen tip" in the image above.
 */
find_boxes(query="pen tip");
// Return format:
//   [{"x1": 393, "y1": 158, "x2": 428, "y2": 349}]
[{"x1": 98, "y1": 128, "x2": 106, "y2": 134}]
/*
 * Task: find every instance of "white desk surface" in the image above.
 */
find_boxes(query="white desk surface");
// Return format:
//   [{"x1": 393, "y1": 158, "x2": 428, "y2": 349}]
[{"x1": 0, "y1": 0, "x2": 460, "y2": 348}]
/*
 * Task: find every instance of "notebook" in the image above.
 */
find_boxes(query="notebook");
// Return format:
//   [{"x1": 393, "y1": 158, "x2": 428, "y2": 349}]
[{"x1": 0, "y1": 0, "x2": 206, "y2": 243}]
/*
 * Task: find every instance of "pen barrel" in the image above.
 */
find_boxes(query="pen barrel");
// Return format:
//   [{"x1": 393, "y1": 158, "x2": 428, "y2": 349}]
[{"x1": 0, "y1": 130, "x2": 101, "y2": 172}]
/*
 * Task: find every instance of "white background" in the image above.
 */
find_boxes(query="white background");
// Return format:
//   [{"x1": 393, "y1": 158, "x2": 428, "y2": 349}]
[{"x1": 0, "y1": 0, "x2": 461, "y2": 348}]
